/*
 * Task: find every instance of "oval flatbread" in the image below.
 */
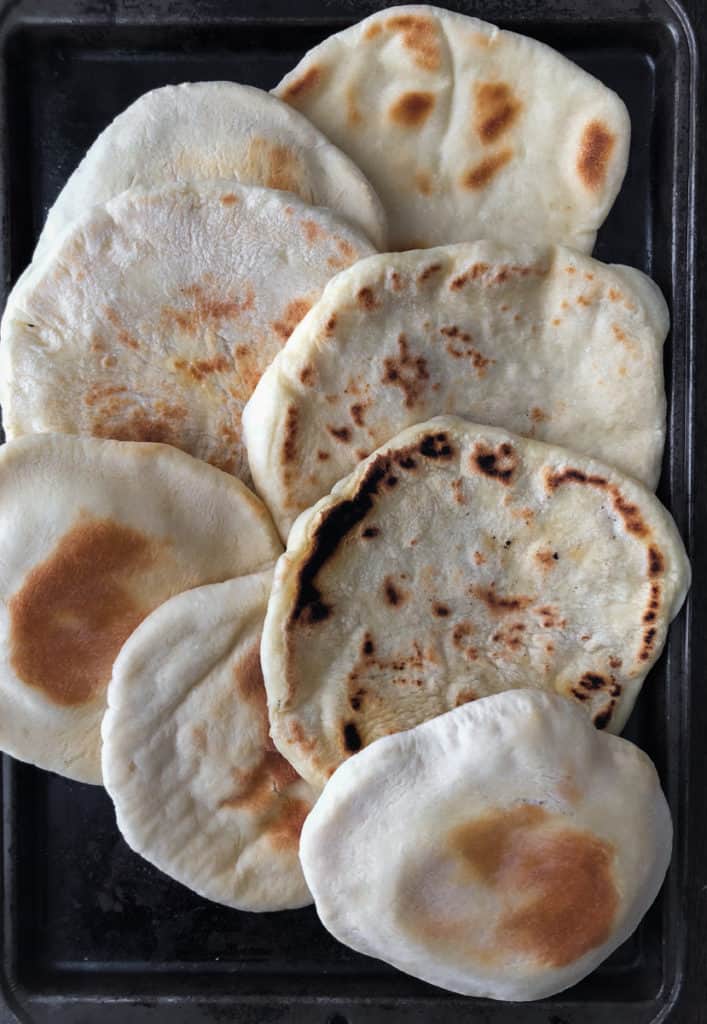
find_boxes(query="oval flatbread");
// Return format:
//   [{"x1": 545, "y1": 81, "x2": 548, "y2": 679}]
[
  {"x1": 103, "y1": 571, "x2": 315, "y2": 911},
  {"x1": 274, "y1": 5, "x2": 630, "y2": 252},
  {"x1": 261, "y1": 417, "x2": 690, "y2": 788},
  {"x1": 300, "y1": 690, "x2": 673, "y2": 1000},
  {"x1": 244, "y1": 242, "x2": 668, "y2": 539},
  {"x1": 35, "y1": 81, "x2": 386, "y2": 256},
  {"x1": 0, "y1": 434, "x2": 282, "y2": 784},
  {"x1": 0, "y1": 181, "x2": 374, "y2": 479}
]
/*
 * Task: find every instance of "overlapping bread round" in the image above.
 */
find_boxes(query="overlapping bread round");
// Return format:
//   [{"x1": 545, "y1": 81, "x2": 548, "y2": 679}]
[
  {"x1": 34, "y1": 81, "x2": 387, "y2": 257},
  {"x1": 274, "y1": 5, "x2": 630, "y2": 251},
  {"x1": 300, "y1": 690, "x2": 673, "y2": 1000},
  {"x1": 244, "y1": 242, "x2": 668, "y2": 538},
  {"x1": 0, "y1": 180, "x2": 374, "y2": 479},
  {"x1": 261, "y1": 417, "x2": 690, "y2": 788},
  {"x1": 0, "y1": 434, "x2": 281, "y2": 784},
  {"x1": 103, "y1": 571, "x2": 315, "y2": 911}
]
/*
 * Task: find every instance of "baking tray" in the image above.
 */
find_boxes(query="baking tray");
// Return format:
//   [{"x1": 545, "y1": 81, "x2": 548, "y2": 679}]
[{"x1": 0, "y1": 0, "x2": 704, "y2": 1021}]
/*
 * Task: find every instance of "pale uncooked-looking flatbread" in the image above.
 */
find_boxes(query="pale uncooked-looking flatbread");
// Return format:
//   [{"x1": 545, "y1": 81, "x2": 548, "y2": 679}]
[
  {"x1": 262, "y1": 417, "x2": 690, "y2": 788},
  {"x1": 244, "y1": 242, "x2": 668, "y2": 539},
  {"x1": 35, "y1": 81, "x2": 387, "y2": 257},
  {"x1": 274, "y1": 5, "x2": 630, "y2": 251},
  {"x1": 0, "y1": 181, "x2": 374, "y2": 479},
  {"x1": 300, "y1": 690, "x2": 673, "y2": 1000},
  {"x1": 103, "y1": 571, "x2": 315, "y2": 911},
  {"x1": 0, "y1": 434, "x2": 281, "y2": 784}
]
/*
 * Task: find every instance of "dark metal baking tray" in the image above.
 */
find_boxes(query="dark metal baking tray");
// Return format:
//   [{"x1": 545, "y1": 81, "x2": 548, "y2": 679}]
[{"x1": 0, "y1": 0, "x2": 704, "y2": 1020}]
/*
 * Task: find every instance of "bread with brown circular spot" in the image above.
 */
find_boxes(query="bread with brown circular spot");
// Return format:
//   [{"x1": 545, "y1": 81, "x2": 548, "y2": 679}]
[
  {"x1": 300, "y1": 690, "x2": 673, "y2": 999},
  {"x1": 0, "y1": 433, "x2": 282, "y2": 783}
]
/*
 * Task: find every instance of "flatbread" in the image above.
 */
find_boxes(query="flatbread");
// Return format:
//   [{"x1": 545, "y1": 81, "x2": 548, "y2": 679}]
[
  {"x1": 0, "y1": 181, "x2": 374, "y2": 479},
  {"x1": 274, "y1": 5, "x2": 630, "y2": 252},
  {"x1": 102, "y1": 571, "x2": 315, "y2": 911},
  {"x1": 0, "y1": 433, "x2": 282, "y2": 784},
  {"x1": 35, "y1": 81, "x2": 387, "y2": 257},
  {"x1": 300, "y1": 690, "x2": 673, "y2": 1000},
  {"x1": 243, "y1": 242, "x2": 668, "y2": 539},
  {"x1": 262, "y1": 417, "x2": 690, "y2": 788}
]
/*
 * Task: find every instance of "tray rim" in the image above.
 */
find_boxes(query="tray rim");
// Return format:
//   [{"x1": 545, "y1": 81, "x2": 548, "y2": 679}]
[{"x1": 0, "y1": 0, "x2": 704, "y2": 1021}]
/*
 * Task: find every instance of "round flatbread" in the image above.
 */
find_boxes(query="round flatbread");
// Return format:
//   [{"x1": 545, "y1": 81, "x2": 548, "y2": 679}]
[
  {"x1": 0, "y1": 433, "x2": 282, "y2": 784},
  {"x1": 274, "y1": 5, "x2": 630, "y2": 252},
  {"x1": 244, "y1": 242, "x2": 668, "y2": 539},
  {"x1": 102, "y1": 571, "x2": 315, "y2": 911},
  {"x1": 0, "y1": 181, "x2": 374, "y2": 479},
  {"x1": 262, "y1": 417, "x2": 690, "y2": 788},
  {"x1": 35, "y1": 81, "x2": 386, "y2": 257},
  {"x1": 300, "y1": 690, "x2": 673, "y2": 1000}
]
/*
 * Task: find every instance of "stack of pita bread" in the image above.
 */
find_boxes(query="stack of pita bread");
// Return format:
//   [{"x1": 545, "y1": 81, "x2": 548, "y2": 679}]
[{"x1": 0, "y1": 3, "x2": 691, "y2": 1002}]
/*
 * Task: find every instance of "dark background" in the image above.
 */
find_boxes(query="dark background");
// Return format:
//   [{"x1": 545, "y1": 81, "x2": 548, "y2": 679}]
[{"x1": 0, "y1": 1, "x2": 704, "y2": 1021}]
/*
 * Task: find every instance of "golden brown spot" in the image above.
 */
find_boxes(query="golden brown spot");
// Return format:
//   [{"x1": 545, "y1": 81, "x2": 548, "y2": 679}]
[
  {"x1": 415, "y1": 171, "x2": 434, "y2": 195},
  {"x1": 390, "y1": 90, "x2": 435, "y2": 127},
  {"x1": 608, "y1": 287, "x2": 623, "y2": 302},
  {"x1": 418, "y1": 262, "x2": 442, "y2": 283},
  {"x1": 474, "y1": 82, "x2": 522, "y2": 144},
  {"x1": 264, "y1": 797, "x2": 310, "y2": 852},
  {"x1": 9, "y1": 516, "x2": 158, "y2": 706},
  {"x1": 472, "y1": 584, "x2": 532, "y2": 615},
  {"x1": 173, "y1": 353, "x2": 230, "y2": 382},
  {"x1": 159, "y1": 282, "x2": 251, "y2": 337},
  {"x1": 386, "y1": 13, "x2": 440, "y2": 71},
  {"x1": 104, "y1": 307, "x2": 140, "y2": 350},
  {"x1": 535, "y1": 548, "x2": 557, "y2": 571},
  {"x1": 552, "y1": 317, "x2": 561, "y2": 327},
  {"x1": 299, "y1": 364, "x2": 316, "y2": 387},
  {"x1": 383, "y1": 576, "x2": 407, "y2": 608},
  {"x1": 455, "y1": 688, "x2": 477, "y2": 707},
  {"x1": 364, "y1": 21, "x2": 382, "y2": 40},
  {"x1": 461, "y1": 148, "x2": 513, "y2": 190},
  {"x1": 470, "y1": 441, "x2": 518, "y2": 484},
  {"x1": 230, "y1": 642, "x2": 265, "y2": 712},
  {"x1": 324, "y1": 314, "x2": 338, "y2": 335},
  {"x1": 302, "y1": 219, "x2": 325, "y2": 244},
  {"x1": 219, "y1": 747, "x2": 299, "y2": 812},
  {"x1": 545, "y1": 467, "x2": 608, "y2": 491},
  {"x1": 192, "y1": 725, "x2": 207, "y2": 752},
  {"x1": 473, "y1": 550, "x2": 485, "y2": 565},
  {"x1": 220, "y1": 193, "x2": 238, "y2": 206},
  {"x1": 577, "y1": 120, "x2": 616, "y2": 191},
  {"x1": 452, "y1": 478, "x2": 466, "y2": 505},
  {"x1": 327, "y1": 424, "x2": 351, "y2": 443},
  {"x1": 530, "y1": 406, "x2": 548, "y2": 424},
  {"x1": 272, "y1": 299, "x2": 312, "y2": 342},
  {"x1": 450, "y1": 261, "x2": 490, "y2": 290},
  {"x1": 648, "y1": 545, "x2": 664, "y2": 577},
  {"x1": 281, "y1": 64, "x2": 326, "y2": 102},
  {"x1": 448, "y1": 804, "x2": 617, "y2": 967},
  {"x1": 280, "y1": 405, "x2": 299, "y2": 468},
  {"x1": 316, "y1": 450, "x2": 329, "y2": 462},
  {"x1": 350, "y1": 403, "x2": 366, "y2": 427},
  {"x1": 357, "y1": 286, "x2": 378, "y2": 311},
  {"x1": 346, "y1": 85, "x2": 363, "y2": 127},
  {"x1": 433, "y1": 603, "x2": 450, "y2": 618},
  {"x1": 382, "y1": 334, "x2": 430, "y2": 408}
]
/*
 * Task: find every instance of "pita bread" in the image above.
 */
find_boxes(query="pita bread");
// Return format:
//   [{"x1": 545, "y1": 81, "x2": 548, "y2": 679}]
[
  {"x1": 102, "y1": 571, "x2": 315, "y2": 911},
  {"x1": 274, "y1": 5, "x2": 630, "y2": 252},
  {"x1": 35, "y1": 81, "x2": 386, "y2": 256},
  {"x1": 0, "y1": 181, "x2": 374, "y2": 481},
  {"x1": 244, "y1": 242, "x2": 668, "y2": 539},
  {"x1": 261, "y1": 417, "x2": 690, "y2": 788},
  {"x1": 0, "y1": 433, "x2": 281, "y2": 784},
  {"x1": 300, "y1": 690, "x2": 673, "y2": 1000}
]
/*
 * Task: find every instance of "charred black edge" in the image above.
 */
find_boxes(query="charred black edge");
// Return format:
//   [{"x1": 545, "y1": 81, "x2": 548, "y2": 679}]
[{"x1": 290, "y1": 459, "x2": 390, "y2": 623}]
